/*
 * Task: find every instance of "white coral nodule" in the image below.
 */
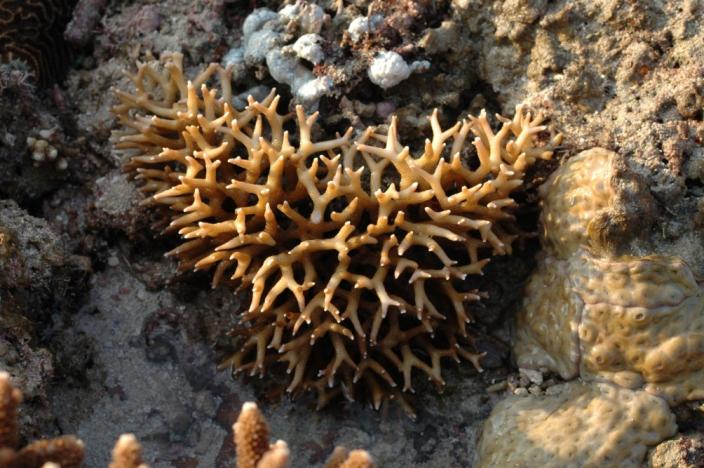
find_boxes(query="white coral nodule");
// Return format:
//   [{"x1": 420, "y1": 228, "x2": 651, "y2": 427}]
[{"x1": 111, "y1": 52, "x2": 560, "y2": 410}]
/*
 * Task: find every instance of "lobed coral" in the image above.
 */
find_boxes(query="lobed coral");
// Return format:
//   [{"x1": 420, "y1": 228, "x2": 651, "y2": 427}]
[
  {"x1": 515, "y1": 148, "x2": 704, "y2": 404},
  {"x1": 0, "y1": 372, "x2": 85, "y2": 468},
  {"x1": 112, "y1": 52, "x2": 559, "y2": 408},
  {"x1": 477, "y1": 381, "x2": 677, "y2": 468},
  {"x1": 478, "y1": 147, "x2": 704, "y2": 466}
]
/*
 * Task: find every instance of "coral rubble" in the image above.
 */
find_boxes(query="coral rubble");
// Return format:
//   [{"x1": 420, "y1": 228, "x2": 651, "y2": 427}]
[
  {"x1": 0, "y1": 372, "x2": 85, "y2": 468},
  {"x1": 112, "y1": 51, "x2": 558, "y2": 408}
]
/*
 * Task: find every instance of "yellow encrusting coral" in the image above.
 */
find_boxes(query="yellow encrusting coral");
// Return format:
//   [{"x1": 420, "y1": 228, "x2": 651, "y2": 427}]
[
  {"x1": 476, "y1": 381, "x2": 677, "y2": 468},
  {"x1": 481, "y1": 146, "x2": 704, "y2": 466},
  {"x1": 515, "y1": 148, "x2": 704, "y2": 405},
  {"x1": 0, "y1": 372, "x2": 85, "y2": 468},
  {"x1": 113, "y1": 51, "x2": 559, "y2": 407}
]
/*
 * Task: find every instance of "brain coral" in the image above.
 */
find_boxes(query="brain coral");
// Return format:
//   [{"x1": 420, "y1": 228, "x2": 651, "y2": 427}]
[
  {"x1": 112, "y1": 52, "x2": 559, "y2": 407},
  {"x1": 0, "y1": 0, "x2": 76, "y2": 86}
]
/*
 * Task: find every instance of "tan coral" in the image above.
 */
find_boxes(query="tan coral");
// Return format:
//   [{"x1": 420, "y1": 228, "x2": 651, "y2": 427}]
[
  {"x1": 482, "y1": 146, "x2": 704, "y2": 466},
  {"x1": 514, "y1": 147, "x2": 704, "y2": 405},
  {"x1": 0, "y1": 371, "x2": 21, "y2": 450},
  {"x1": 514, "y1": 254, "x2": 581, "y2": 378},
  {"x1": 576, "y1": 253, "x2": 704, "y2": 403},
  {"x1": 109, "y1": 434, "x2": 148, "y2": 468},
  {"x1": 324, "y1": 446, "x2": 351, "y2": 468},
  {"x1": 113, "y1": 51, "x2": 559, "y2": 406},
  {"x1": 255, "y1": 440, "x2": 289, "y2": 468},
  {"x1": 232, "y1": 401, "x2": 373, "y2": 468},
  {"x1": 337, "y1": 450, "x2": 375, "y2": 468},
  {"x1": 538, "y1": 147, "x2": 617, "y2": 258},
  {"x1": 103, "y1": 402, "x2": 374, "y2": 468},
  {"x1": 233, "y1": 402, "x2": 274, "y2": 468},
  {"x1": 325, "y1": 447, "x2": 375, "y2": 468},
  {"x1": 476, "y1": 381, "x2": 677, "y2": 468},
  {"x1": 1, "y1": 373, "x2": 373, "y2": 468},
  {"x1": 0, "y1": 371, "x2": 85, "y2": 468}
]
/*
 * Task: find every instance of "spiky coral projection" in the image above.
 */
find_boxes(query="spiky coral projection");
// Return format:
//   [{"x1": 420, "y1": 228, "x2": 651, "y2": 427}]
[
  {"x1": 0, "y1": 372, "x2": 85, "y2": 468},
  {"x1": 234, "y1": 402, "x2": 280, "y2": 468},
  {"x1": 103, "y1": 401, "x2": 374, "y2": 467},
  {"x1": 113, "y1": 52, "x2": 559, "y2": 409},
  {"x1": 233, "y1": 401, "x2": 374, "y2": 468},
  {"x1": 109, "y1": 434, "x2": 148, "y2": 468}
]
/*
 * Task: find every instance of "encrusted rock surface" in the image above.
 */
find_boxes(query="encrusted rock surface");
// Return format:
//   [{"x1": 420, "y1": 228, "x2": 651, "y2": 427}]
[
  {"x1": 0, "y1": 0, "x2": 703, "y2": 466},
  {"x1": 648, "y1": 433, "x2": 704, "y2": 468}
]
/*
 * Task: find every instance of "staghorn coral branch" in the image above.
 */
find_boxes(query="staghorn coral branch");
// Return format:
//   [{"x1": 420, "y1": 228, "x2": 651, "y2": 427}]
[
  {"x1": 234, "y1": 402, "x2": 271, "y2": 468},
  {"x1": 109, "y1": 434, "x2": 148, "y2": 468},
  {"x1": 0, "y1": 373, "x2": 85, "y2": 468},
  {"x1": 113, "y1": 51, "x2": 560, "y2": 409},
  {"x1": 0, "y1": 372, "x2": 20, "y2": 451}
]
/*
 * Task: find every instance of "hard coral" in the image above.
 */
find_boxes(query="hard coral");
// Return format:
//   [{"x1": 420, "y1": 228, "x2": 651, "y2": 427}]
[
  {"x1": 0, "y1": 372, "x2": 85, "y2": 468},
  {"x1": 232, "y1": 401, "x2": 374, "y2": 468},
  {"x1": 234, "y1": 402, "x2": 275, "y2": 468},
  {"x1": 104, "y1": 401, "x2": 374, "y2": 468},
  {"x1": 0, "y1": 0, "x2": 76, "y2": 86},
  {"x1": 515, "y1": 148, "x2": 704, "y2": 405},
  {"x1": 477, "y1": 381, "x2": 676, "y2": 468},
  {"x1": 0, "y1": 373, "x2": 373, "y2": 467},
  {"x1": 109, "y1": 434, "x2": 147, "y2": 468},
  {"x1": 478, "y1": 147, "x2": 704, "y2": 467},
  {"x1": 112, "y1": 52, "x2": 558, "y2": 408}
]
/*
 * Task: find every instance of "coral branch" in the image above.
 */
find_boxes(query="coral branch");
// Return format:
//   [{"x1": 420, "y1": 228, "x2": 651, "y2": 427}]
[
  {"x1": 113, "y1": 52, "x2": 559, "y2": 407},
  {"x1": 0, "y1": 372, "x2": 85, "y2": 468}
]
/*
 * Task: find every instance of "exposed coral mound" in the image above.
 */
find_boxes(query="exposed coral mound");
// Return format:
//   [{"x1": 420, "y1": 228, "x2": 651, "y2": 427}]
[
  {"x1": 476, "y1": 381, "x2": 677, "y2": 468},
  {"x1": 0, "y1": 372, "x2": 85, "y2": 468},
  {"x1": 113, "y1": 52, "x2": 558, "y2": 407},
  {"x1": 515, "y1": 148, "x2": 704, "y2": 405}
]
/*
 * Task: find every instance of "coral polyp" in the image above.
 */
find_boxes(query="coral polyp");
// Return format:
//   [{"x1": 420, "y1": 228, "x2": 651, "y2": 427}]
[{"x1": 112, "y1": 52, "x2": 559, "y2": 408}]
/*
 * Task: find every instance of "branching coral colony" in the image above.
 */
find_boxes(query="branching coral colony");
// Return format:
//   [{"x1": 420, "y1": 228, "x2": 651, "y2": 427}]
[{"x1": 112, "y1": 52, "x2": 560, "y2": 409}]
